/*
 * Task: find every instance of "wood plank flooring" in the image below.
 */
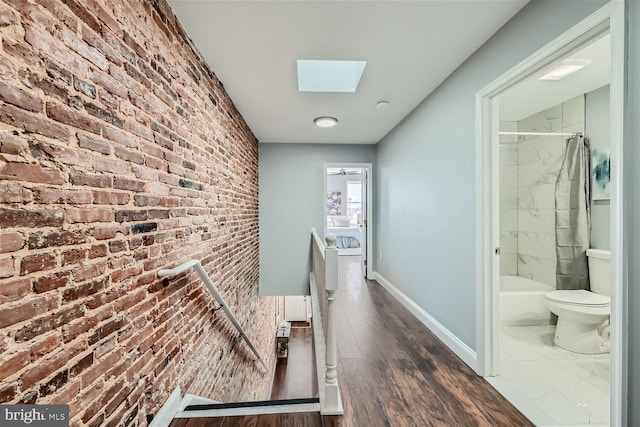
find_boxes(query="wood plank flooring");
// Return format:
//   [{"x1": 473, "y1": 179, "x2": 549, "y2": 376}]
[
  {"x1": 170, "y1": 256, "x2": 533, "y2": 427},
  {"x1": 270, "y1": 325, "x2": 317, "y2": 400}
]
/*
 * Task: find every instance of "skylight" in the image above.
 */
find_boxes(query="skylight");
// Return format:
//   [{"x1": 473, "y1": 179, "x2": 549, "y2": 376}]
[{"x1": 297, "y1": 60, "x2": 367, "y2": 93}]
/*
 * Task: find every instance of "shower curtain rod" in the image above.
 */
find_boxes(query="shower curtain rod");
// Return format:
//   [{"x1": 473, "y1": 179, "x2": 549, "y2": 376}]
[{"x1": 499, "y1": 131, "x2": 583, "y2": 137}]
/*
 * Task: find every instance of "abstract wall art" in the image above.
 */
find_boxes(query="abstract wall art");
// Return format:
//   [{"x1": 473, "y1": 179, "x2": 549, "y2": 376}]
[
  {"x1": 591, "y1": 148, "x2": 610, "y2": 200},
  {"x1": 327, "y1": 191, "x2": 342, "y2": 215}
]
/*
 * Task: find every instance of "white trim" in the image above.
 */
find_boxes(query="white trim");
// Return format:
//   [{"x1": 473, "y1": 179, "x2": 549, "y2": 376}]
[
  {"x1": 374, "y1": 271, "x2": 477, "y2": 370},
  {"x1": 475, "y1": 2, "x2": 625, "y2": 426},
  {"x1": 607, "y1": 4, "x2": 625, "y2": 424},
  {"x1": 149, "y1": 387, "x2": 183, "y2": 427},
  {"x1": 324, "y1": 162, "x2": 374, "y2": 279}
]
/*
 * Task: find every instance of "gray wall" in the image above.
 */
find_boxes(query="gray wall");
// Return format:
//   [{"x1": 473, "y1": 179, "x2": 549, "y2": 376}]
[
  {"x1": 259, "y1": 143, "x2": 375, "y2": 295},
  {"x1": 373, "y1": 0, "x2": 607, "y2": 350},
  {"x1": 586, "y1": 85, "x2": 610, "y2": 250},
  {"x1": 625, "y1": 1, "x2": 639, "y2": 424}
]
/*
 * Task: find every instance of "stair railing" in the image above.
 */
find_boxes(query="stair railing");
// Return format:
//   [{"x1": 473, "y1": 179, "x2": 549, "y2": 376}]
[
  {"x1": 310, "y1": 228, "x2": 344, "y2": 415},
  {"x1": 158, "y1": 260, "x2": 268, "y2": 372}
]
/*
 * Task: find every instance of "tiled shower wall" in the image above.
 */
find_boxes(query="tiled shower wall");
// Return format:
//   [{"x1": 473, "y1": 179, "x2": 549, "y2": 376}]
[
  {"x1": 499, "y1": 122, "x2": 518, "y2": 276},
  {"x1": 500, "y1": 95, "x2": 585, "y2": 286}
]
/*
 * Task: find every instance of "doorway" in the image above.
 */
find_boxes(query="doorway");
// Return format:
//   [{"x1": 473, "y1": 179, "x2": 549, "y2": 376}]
[
  {"x1": 476, "y1": 3, "x2": 624, "y2": 426},
  {"x1": 324, "y1": 163, "x2": 373, "y2": 279}
]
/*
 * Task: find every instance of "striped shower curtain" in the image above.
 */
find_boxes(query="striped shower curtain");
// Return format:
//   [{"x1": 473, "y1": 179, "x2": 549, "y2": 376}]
[{"x1": 555, "y1": 135, "x2": 591, "y2": 290}]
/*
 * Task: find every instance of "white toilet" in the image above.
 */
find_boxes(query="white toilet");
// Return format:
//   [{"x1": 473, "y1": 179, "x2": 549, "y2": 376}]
[{"x1": 545, "y1": 249, "x2": 611, "y2": 354}]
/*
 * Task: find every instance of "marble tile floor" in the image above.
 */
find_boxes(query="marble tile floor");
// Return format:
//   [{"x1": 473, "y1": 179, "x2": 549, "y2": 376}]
[{"x1": 487, "y1": 325, "x2": 610, "y2": 427}]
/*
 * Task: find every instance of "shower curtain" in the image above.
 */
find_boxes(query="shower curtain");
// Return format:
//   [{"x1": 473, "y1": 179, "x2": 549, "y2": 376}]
[{"x1": 555, "y1": 135, "x2": 591, "y2": 290}]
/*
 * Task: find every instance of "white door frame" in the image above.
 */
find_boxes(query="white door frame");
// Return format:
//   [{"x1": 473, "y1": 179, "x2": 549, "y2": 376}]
[
  {"x1": 324, "y1": 163, "x2": 374, "y2": 279},
  {"x1": 475, "y1": 2, "x2": 625, "y2": 425}
]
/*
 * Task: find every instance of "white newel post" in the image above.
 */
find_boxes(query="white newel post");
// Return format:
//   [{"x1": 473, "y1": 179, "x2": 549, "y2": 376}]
[{"x1": 323, "y1": 234, "x2": 341, "y2": 413}]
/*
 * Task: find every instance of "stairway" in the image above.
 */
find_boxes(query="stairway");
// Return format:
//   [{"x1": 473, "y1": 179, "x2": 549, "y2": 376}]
[{"x1": 152, "y1": 326, "x2": 324, "y2": 427}]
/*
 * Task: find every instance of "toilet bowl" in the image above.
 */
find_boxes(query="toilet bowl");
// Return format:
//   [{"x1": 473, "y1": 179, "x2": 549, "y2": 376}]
[{"x1": 545, "y1": 249, "x2": 611, "y2": 354}]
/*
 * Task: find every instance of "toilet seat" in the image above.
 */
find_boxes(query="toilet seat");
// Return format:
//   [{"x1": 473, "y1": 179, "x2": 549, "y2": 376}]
[{"x1": 546, "y1": 289, "x2": 610, "y2": 307}]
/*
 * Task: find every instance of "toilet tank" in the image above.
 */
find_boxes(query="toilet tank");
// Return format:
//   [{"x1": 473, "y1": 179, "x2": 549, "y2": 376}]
[{"x1": 587, "y1": 249, "x2": 611, "y2": 296}]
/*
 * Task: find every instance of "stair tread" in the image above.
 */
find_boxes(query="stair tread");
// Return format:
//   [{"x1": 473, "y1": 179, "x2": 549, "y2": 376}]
[{"x1": 184, "y1": 397, "x2": 319, "y2": 411}]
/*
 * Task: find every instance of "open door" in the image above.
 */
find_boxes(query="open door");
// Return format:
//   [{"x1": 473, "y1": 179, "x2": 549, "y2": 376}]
[{"x1": 325, "y1": 163, "x2": 373, "y2": 279}]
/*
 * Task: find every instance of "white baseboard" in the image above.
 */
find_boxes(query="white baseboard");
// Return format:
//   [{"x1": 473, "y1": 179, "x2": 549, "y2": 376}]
[{"x1": 373, "y1": 272, "x2": 477, "y2": 370}]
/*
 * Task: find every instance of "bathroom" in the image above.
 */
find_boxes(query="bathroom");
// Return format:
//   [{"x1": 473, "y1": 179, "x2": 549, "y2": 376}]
[{"x1": 492, "y1": 33, "x2": 612, "y2": 426}]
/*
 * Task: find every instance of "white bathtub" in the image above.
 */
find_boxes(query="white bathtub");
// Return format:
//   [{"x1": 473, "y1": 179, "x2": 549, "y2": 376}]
[{"x1": 500, "y1": 276, "x2": 554, "y2": 326}]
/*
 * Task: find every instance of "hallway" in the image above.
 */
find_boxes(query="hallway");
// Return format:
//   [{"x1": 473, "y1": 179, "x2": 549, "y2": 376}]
[
  {"x1": 323, "y1": 256, "x2": 532, "y2": 426},
  {"x1": 173, "y1": 256, "x2": 532, "y2": 426}
]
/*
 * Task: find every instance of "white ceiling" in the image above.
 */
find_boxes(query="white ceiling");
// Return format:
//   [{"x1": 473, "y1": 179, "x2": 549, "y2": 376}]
[
  {"x1": 500, "y1": 33, "x2": 611, "y2": 122},
  {"x1": 168, "y1": 0, "x2": 529, "y2": 144}
]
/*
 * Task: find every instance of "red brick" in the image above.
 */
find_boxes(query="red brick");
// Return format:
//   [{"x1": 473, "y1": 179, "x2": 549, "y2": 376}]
[
  {"x1": 77, "y1": 132, "x2": 111, "y2": 155},
  {"x1": 114, "y1": 145, "x2": 144, "y2": 164},
  {"x1": 72, "y1": 262, "x2": 106, "y2": 282},
  {"x1": 0, "y1": 232, "x2": 25, "y2": 253},
  {"x1": 30, "y1": 334, "x2": 62, "y2": 359},
  {"x1": 94, "y1": 157, "x2": 129, "y2": 175},
  {"x1": 16, "y1": 303, "x2": 85, "y2": 342},
  {"x1": 0, "y1": 382, "x2": 17, "y2": 403},
  {"x1": 0, "y1": 349, "x2": 31, "y2": 381},
  {"x1": 0, "y1": 161, "x2": 65, "y2": 185},
  {"x1": 92, "y1": 226, "x2": 128, "y2": 240},
  {"x1": 88, "y1": 244, "x2": 108, "y2": 259},
  {"x1": 33, "y1": 271, "x2": 70, "y2": 293},
  {"x1": 25, "y1": 23, "x2": 89, "y2": 75},
  {"x1": 20, "y1": 253, "x2": 57, "y2": 275},
  {"x1": 21, "y1": 341, "x2": 87, "y2": 389},
  {"x1": 69, "y1": 171, "x2": 112, "y2": 188},
  {"x1": 63, "y1": 246, "x2": 87, "y2": 265},
  {"x1": 66, "y1": 207, "x2": 114, "y2": 223},
  {"x1": 0, "y1": 81, "x2": 43, "y2": 112},
  {"x1": 0, "y1": 294, "x2": 58, "y2": 328},
  {"x1": 63, "y1": 277, "x2": 107, "y2": 303},
  {"x1": 62, "y1": 308, "x2": 109, "y2": 343},
  {"x1": 92, "y1": 190, "x2": 130, "y2": 205},
  {"x1": 36, "y1": 0, "x2": 79, "y2": 30},
  {"x1": 57, "y1": 25, "x2": 108, "y2": 71},
  {"x1": 0, "y1": 103, "x2": 69, "y2": 140},
  {"x1": 81, "y1": 348, "x2": 124, "y2": 386},
  {"x1": 0, "y1": 278, "x2": 31, "y2": 302},
  {"x1": 0, "y1": 209, "x2": 64, "y2": 228},
  {"x1": 28, "y1": 230, "x2": 86, "y2": 250},
  {"x1": 46, "y1": 102, "x2": 102, "y2": 135},
  {"x1": 60, "y1": 0, "x2": 101, "y2": 32},
  {"x1": 0, "y1": 182, "x2": 33, "y2": 204},
  {"x1": 0, "y1": 130, "x2": 28, "y2": 155},
  {"x1": 33, "y1": 188, "x2": 93, "y2": 204}
]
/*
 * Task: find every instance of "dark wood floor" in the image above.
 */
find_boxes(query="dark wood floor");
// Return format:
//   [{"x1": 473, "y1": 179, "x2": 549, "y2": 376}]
[
  {"x1": 170, "y1": 256, "x2": 533, "y2": 427},
  {"x1": 270, "y1": 324, "x2": 317, "y2": 401}
]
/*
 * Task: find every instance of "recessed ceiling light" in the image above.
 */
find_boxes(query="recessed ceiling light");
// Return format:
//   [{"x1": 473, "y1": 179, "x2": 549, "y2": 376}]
[
  {"x1": 376, "y1": 101, "x2": 390, "y2": 110},
  {"x1": 297, "y1": 60, "x2": 367, "y2": 93},
  {"x1": 314, "y1": 116, "x2": 338, "y2": 128},
  {"x1": 538, "y1": 58, "x2": 592, "y2": 81}
]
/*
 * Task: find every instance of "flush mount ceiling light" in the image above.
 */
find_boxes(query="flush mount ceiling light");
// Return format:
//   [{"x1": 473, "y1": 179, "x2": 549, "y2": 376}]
[
  {"x1": 297, "y1": 60, "x2": 367, "y2": 93},
  {"x1": 376, "y1": 101, "x2": 390, "y2": 110},
  {"x1": 538, "y1": 58, "x2": 592, "y2": 81},
  {"x1": 314, "y1": 116, "x2": 338, "y2": 128}
]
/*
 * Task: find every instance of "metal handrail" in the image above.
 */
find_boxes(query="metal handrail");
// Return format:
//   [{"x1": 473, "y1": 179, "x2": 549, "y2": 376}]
[{"x1": 158, "y1": 260, "x2": 268, "y2": 372}]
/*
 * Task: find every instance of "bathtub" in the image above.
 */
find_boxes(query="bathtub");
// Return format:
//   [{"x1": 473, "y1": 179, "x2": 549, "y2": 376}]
[{"x1": 500, "y1": 276, "x2": 554, "y2": 326}]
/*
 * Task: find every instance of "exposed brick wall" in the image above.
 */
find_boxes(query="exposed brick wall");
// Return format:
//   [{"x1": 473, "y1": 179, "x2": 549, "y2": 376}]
[{"x1": 0, "y1": 0, "x2": 276, "y2": 425}]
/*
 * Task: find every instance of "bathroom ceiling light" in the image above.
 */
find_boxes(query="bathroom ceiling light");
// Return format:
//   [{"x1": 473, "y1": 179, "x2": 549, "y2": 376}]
[
  {"x1": 376, "y1": 101, "x2": 390, "y2": 110},
  {"x1": 538, "y1": 58, "x2": 592, "y2": 81},
  {"x1": 314, "y1": 116, "x2": 338, "y2": 128}
]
